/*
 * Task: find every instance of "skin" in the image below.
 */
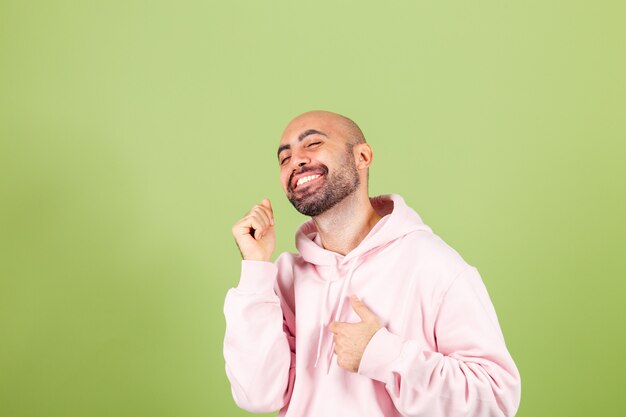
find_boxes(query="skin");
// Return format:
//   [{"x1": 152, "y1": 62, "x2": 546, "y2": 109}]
[{"x1": 231, "y1": 110, "x2": 384, "y2": 373}]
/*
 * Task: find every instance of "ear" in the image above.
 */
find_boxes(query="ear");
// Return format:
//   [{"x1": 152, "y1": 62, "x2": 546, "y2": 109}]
[{"x1": 354, "y1": 143, "x2": 373, "y2": 170}]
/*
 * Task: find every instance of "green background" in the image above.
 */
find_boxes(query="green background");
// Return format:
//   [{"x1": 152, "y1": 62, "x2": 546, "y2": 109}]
[{"x1": 1, "y1": 1, "x2": 625, "y2": 416}]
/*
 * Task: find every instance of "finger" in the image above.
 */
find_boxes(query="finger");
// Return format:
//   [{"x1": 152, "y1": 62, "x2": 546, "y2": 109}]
[
  {"x1": 350, "y1": 295, "x2": 376, "y2": 322},
  {"x1": 333, "y1": 335, "x2": 346, "y2": 350},
  {"x1": 238, "y1": 214, "x2": 269, "y2": 240},
  {"x1": 250, "y1": 216, "x2": 270, "y2": 240},
  {"x1": 233, "y1": 217, "x2": 258, "y2": 237},
  {"x1": 240, "y1": 213, "x2": 268, "y2": 233},
  {"x1": 260, "y1": 199, "x2": 274, "y2": 225},
  {"x1": 261, "y1": 198, "x2": 274, "y2": 219},
  {"x1": 251, "y1": 204, "x2": 273, "y2": 229},
  {"x1": 252, "y1": 205, "x2": 272, "y2": 229},
  {"x1": 328, "y1": 321, "x2": 341, "y2": 334}
]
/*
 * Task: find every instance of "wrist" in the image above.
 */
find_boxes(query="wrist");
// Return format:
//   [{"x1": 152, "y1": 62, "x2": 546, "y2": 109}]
[
  {"x1": 243, "y1": 254, "x2": 271, "y2": 262},
  {"x1": 236, "y1": 260, "x2": 278, "y2": 293}
]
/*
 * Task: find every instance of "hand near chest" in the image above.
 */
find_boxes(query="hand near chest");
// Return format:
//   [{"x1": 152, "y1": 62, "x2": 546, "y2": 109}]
[{"x1": 329, "y1": 295, "x2": 382, "y2": 373}]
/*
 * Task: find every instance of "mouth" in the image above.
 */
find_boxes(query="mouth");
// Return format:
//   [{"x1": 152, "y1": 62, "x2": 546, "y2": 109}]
[
  {"x1": 290, "y1": 169, "x2": 326, "y2": 192},
  {"x1": 295, "y1": 174, "x2": 323, "y2": 189}
]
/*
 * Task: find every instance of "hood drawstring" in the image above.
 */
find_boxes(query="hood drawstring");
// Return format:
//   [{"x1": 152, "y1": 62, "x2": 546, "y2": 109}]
[
  {"x1": 326, "y1": 258, "x2": 359, "y2": 374},
  {"x1": 312, "y1": 257, "x2": 360, "y2": 373},
  {"x1": 313, "y1": 279, "x2": 332, "y2": 368}
]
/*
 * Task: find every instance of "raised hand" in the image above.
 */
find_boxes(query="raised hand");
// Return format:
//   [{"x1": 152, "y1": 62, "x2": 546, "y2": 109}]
[{"x1": 231, "y1": 198, "x2": 276, "y2": 262}]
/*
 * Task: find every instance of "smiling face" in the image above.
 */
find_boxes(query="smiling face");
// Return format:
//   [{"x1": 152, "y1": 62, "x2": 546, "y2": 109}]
[{"x1": 277, "y1": 111, "x2": 365, "y2": 217}]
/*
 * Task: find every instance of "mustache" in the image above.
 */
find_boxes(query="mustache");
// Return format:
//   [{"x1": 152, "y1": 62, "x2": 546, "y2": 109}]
[{"x1": 288, "y1": 165, "x2": 329, "y2": 192}]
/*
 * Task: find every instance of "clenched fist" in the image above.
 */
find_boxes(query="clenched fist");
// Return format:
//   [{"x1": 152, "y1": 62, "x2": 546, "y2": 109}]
[{"x1": 231, "y1": 198, "x2": 276, "y2": 262}]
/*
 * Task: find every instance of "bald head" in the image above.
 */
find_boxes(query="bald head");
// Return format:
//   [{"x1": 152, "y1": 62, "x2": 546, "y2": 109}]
[{"x1": 282, "y1": 110, "x2": 366, "y2": 147}]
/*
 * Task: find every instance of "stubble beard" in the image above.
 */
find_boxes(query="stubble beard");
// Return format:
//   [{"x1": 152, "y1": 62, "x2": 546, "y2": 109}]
[{"x1": 287, "y1": 153, "x2": 360, "y2": 217}]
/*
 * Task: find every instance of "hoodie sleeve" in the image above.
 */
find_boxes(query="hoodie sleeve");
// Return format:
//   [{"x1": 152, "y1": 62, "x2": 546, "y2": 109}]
[
  {"x1": 223, "y1": 260, "x2": 296, "y2": 413},
  {"x1": 357, "y1": 266, "x2": 521, "y2": 417}
]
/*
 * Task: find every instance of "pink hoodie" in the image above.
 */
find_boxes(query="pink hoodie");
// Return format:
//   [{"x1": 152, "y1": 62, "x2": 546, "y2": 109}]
[{"x1": 223, "y1": 194, "x2": 521, "y2": 416}]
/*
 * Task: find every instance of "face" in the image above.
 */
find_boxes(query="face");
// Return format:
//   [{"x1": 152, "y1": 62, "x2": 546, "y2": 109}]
[{"x1": 277, "y1": 114, "x2": 361, "y2": 217}]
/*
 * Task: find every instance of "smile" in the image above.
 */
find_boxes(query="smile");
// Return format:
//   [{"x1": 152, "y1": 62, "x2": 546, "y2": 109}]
[{"x1": 296, "y1": 174, "x2": 322, "y2": 189}]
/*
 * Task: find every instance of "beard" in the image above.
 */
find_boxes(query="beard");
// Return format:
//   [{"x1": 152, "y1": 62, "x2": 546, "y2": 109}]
[{"x1": 287, "y1": 152, "x2": 360, "y2": 217}]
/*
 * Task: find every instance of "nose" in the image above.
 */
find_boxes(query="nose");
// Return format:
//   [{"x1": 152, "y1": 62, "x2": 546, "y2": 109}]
[{"x1": 290, "y1": 151, "x2": 310, "y2": 168}]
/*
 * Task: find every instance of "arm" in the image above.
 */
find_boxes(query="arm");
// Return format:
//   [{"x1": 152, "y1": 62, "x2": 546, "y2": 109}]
[
  {"x1": 223, "y1": 260, "x2": 296, "y2": 413},
  {"x1": 357, "y1": 266, "x2": 521, "y2": 417},
  {"x1": 225, "y1": 199, "x2": 295, "y2": 413}
]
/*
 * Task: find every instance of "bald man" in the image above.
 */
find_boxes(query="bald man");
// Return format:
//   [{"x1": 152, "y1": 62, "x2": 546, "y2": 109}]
[{"x1": 223, "y1": 111, "x2": 521, "y2": 417}]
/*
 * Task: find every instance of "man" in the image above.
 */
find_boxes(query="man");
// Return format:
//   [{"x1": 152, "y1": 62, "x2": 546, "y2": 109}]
[{"x1": 223, "y1": 110, "x2": 521, "y2": 417}]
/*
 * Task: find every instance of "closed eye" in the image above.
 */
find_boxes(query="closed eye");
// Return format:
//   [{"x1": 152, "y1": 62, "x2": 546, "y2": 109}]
[
  {"x1": 280, "y1": 156, "x2": 291, "y2": 165},
  {"x1": 307, "y1": 141, "x2": 321, "y2": 148}
]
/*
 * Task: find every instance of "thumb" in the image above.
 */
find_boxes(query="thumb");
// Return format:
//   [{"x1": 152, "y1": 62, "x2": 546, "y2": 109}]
[
  {"x1": 350, "y1": 295, "x2": 376, "y2": 322},
  {"x1": 260, "y1": 198, "x2": 275, "y2": 226},
  {"x1": 261, "y1": 198, "x2": 272, "y2": 211}
]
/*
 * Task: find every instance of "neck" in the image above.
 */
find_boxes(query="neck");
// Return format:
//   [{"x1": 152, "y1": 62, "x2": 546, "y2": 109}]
[{"x1": 312, "y1": 191, "x2": 382, "y2": 256}]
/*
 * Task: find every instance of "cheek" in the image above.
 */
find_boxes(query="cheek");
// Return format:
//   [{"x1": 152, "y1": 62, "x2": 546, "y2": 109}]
[{"x1": 279, "y1": 172, "x2": 290, "y2": 190}]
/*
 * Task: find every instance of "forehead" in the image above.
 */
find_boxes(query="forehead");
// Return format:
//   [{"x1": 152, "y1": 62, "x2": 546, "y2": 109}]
[{"x1": 278, "y1": 114, "x2": 344, "y2": 146}]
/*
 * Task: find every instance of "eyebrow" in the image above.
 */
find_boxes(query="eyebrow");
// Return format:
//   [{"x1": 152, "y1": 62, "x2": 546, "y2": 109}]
[{"x1": 277, "y1": 129, "x2": 327, "y2": 158}]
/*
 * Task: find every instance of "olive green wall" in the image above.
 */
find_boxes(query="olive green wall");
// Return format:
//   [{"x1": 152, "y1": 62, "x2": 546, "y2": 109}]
[{"x1": 1, "y1": 1, "x2": 624, "y2": 416}]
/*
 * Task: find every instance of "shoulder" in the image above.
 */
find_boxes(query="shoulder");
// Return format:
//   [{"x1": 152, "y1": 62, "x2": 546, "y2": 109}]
[
  {"x1": 401, "y1": 230, "x2": 474, "y2": 289},
  {"x1": 274, "y1": 251, "x2": 301, "y2": 271}
]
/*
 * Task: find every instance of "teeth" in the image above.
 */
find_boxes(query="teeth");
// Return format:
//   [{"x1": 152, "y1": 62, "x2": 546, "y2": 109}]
[{"x1": 296, "y1": 174, "x2": 321, "y2": 187}]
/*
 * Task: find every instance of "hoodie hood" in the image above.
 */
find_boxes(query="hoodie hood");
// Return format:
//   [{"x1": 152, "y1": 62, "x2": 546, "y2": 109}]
[{"x1": 294, "y1": 194, "x2": 433, "y2": 372}]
